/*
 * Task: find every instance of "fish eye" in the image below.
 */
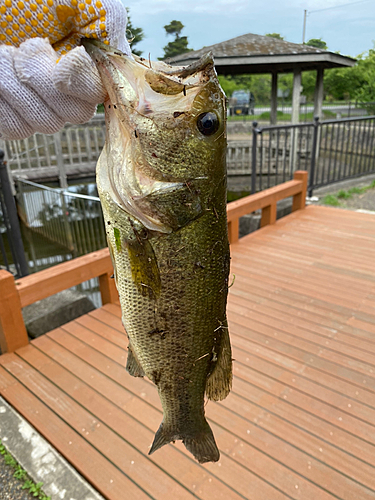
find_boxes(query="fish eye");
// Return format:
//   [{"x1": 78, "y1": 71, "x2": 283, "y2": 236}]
[{"x1": 197, "y1": 112, "x2": 219, "y2": 136}]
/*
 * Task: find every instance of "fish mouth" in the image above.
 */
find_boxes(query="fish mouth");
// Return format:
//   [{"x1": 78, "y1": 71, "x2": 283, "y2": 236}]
[
  {"x1": 82, "y1": 39, "x2": 216, "y2": 125},
  {"x1": 83, "y1": 39, "x2": 218, "y2": 232}
]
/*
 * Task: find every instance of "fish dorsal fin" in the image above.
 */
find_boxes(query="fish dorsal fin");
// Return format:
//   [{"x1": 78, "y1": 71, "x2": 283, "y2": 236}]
[{"x1": 205, "y1": 321, "x2": 232, "y2": 401}]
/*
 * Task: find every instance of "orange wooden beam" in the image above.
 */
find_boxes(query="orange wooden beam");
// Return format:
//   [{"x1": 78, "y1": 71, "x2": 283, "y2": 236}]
[
  {"x1": 292, "y1": 170, "x2": 308, "y2": 212},
  {"x1": 226, "y1": 171, "x2": 308, "y2": 244},
  {"x1": 17, "y1": 248, "x2": 113, "y2": 308},
  {"x1": 99, "y1": 272, "x2": 119, "y2": 305},
  {"x1": 0, "y1": 270, "x2": 29, "y2": 353}
]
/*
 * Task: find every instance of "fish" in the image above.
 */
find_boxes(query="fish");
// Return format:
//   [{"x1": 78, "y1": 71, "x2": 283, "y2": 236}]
[{"x1": 83, "y1": 39, "x2": 232, "y2": 464}]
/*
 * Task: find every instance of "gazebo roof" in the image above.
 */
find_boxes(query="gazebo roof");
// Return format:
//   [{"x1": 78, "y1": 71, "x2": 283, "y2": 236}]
[{"x1": 168, "y1": 33, "x2": 356, "y2": 74}]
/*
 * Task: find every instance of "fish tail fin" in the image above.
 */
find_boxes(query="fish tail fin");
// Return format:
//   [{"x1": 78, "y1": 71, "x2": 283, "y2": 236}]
[
  {"x1": 183, "y1": 420, "x2": 220, "y2": 464},
  {"x1": 148, "y1": 419, "x2": 220, "y2": 464},
  {"x1": 148, "y1": 422, "x2": 173, "y2": 456}
]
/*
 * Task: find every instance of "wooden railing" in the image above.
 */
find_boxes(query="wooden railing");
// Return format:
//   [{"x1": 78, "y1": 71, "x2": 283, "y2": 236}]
[
  {"x1": 0, "y1": 248, "x2": 117, "y2": 353},
  {"x1": 227, "y1": 170, "x2": 307, "y2": 244},
  {"x1": 0, "y1": 171, "x2": 307, "y2": 354}
]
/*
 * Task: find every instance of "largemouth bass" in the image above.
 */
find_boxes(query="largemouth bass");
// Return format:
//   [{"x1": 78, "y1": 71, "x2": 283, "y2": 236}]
[{"x1": 84, "y1": 40, "x2": 232, "y2": 464}]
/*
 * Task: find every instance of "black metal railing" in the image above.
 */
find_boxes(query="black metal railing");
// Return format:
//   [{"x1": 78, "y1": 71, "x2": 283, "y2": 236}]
[
  {"x1": 227, "y1": 100, "x2": 375, "y2": 122},
  {"x1": 251, "y1": 115, "x2": 375, "y2": 197},
  {"x1": 0, "y1": 150, "x2": 29, "y2": 277}
]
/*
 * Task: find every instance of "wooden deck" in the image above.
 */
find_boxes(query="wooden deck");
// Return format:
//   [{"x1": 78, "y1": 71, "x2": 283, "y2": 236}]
[{"x1": 1, "y1": 182, "x2": 375, "y2": 498}]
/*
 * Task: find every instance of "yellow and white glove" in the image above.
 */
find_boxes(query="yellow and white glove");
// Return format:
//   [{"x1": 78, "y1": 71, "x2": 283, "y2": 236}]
[{"x1": 0, "y1": 0, "x2": 131, "y2": 139}]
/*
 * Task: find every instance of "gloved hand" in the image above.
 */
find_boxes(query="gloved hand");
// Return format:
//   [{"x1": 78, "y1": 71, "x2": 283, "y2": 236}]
[{"x1": 0, "y1": 0, "x2": 131, "y2": 140}]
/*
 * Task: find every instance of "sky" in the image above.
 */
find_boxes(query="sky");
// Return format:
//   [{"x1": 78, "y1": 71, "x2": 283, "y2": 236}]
[{"x1": 123, "y1": 0, "x2": 375, "y2": 60}]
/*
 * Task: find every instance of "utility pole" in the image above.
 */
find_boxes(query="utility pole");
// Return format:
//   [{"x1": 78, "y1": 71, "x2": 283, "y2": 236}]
[{"x1": 302, "y1": 9, "x2": 307, "y2": 44}]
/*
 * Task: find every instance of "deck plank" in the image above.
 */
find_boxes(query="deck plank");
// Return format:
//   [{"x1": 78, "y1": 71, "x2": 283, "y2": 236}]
[
  {"x1": 35, "y1": 332, "x2": 372, "y2": 500},
  {"x1": 32, "y1": 333, "x2": 288, "y2": 500},
  {"x1": 1, "y1": 205, "x2": 375, "y2": 499},
  {"x1": 0, "y1": 348, "x2": 198, "y2": 500},
  {"x1": 47, "y1": 325, "x2": 375, "y2": 467},
  {"x1": 0, "y1": 361, "x2": 152, "y2": 500}
]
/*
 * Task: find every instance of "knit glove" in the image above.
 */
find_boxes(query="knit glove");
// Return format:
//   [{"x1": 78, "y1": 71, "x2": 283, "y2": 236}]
[{"x1": 0, "y1": 0, "x2": 131, "y2": 140}]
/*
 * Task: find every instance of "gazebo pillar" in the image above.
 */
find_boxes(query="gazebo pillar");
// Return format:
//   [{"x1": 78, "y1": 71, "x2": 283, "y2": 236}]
[
  {"x1": 291, "y1": 68, "x2": 301, "y2": 124},
  {"x1": 314, "y1": 68, "x2": 324, "y2": 119},
  {"x1": 270, "y1": 72, "x2": 278, "y2": 125},
  {"x1": 290, "y1": 68, "x2": 301, "y2": 171},
  {"x1": 313, "y1": 68, "x2": 324, "y2": 164}
]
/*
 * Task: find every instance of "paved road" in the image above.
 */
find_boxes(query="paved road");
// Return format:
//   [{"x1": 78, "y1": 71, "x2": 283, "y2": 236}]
[{"x1": 250, "y1": 104, "x2": 366, "y2": 117}]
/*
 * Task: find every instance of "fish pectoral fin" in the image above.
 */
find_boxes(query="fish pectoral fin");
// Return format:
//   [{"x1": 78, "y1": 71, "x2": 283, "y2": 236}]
[
  {"x1": 205, "y1": 321, "x2": 233, "y2": 401},
  {"x1": 126, "y1": 344, "x2": 145, "y2": 378},
  {"x1": 126, "y1": 230, "x2": 161, "y2": 300}
]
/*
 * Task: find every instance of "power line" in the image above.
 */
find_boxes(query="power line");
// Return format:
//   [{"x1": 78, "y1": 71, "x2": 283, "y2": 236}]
[
  {"x1": 309, "y1": 0, "x2": 372, "y2": 14},
  {"x1": 302, "y1": 0, "x2": 372, "y2": 43}
]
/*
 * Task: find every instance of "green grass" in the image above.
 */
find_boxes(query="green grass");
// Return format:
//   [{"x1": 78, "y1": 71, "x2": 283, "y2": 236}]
[
  {"x1": 322, "y1": 179, "x2": 375, "y2": 206},
  {"x1": 322, "y1": 194, "x2": 341, "y2": 206},
  {"x1": 337, "y1": 190, "x2": 352, "y2": 199},
  {"x1": 301, "y1": 110, "x2": 336, "y2": 120},
  {"x1": 0, "y1": 440, "x2": 50, "y2": 500},
  {"x1": 258, "y1": 111, "x2": 291, "y2": 121},
  {"x1": 227, "y1": 109, "x2": 337, "y2": 122},
  {"x1": 348, "y1": 186, "x2": 366, "y2": 195}
]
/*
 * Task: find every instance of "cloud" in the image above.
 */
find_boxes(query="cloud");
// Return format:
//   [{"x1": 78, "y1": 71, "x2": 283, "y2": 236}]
[
  {"x1": 126, "y1": 0, "x2": 249, "y2": 15},
  {"x1": 125, "y1": 0, "x2": 375, "y2": 59}
]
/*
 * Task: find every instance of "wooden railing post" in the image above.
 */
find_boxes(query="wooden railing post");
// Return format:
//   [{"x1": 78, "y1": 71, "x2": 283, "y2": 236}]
[
  {"x1": 0, "y1": 270, "x2": 28, "y2": 353},
  {"x1": 292, "y1": 170, "x2": 308, "y2": 212},
  {"x1": 228, "y1": 219, "x2": 239, "y2": 245},
  {"x1": 99, "y1": 272, "x2": 119, "y2": 305},
  {"x1": 260, "y1": 203, "x2": 277, "y2": 227}
]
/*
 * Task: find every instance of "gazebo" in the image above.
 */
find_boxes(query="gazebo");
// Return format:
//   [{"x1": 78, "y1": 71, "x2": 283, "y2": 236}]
[{"x1": 169, "y1": 33, "x2": 356, "y2": 124}]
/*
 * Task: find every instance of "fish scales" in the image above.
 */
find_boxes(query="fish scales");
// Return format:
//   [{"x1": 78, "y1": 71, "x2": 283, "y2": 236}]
[{"x1": 84, "y1": 40, "x2": 233, "y2": 464}]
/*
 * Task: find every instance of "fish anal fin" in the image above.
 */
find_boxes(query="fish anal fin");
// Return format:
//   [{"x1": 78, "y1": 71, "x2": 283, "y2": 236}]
[
  {"x1": 206, "y1": 321, "x2": 232, "y2": 401},
  {"x1": 126, "y1": 345, "x2": 145, "y2": 378}
]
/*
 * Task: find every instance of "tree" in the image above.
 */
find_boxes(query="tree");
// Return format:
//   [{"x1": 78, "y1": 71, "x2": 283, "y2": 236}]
[
  {"x1": 265, "y1": 33, "x2": 284, "y2": 40},
  {"x1": 351, "y1": 49, "x2": 375, "y2": 110},
  {"x1": 126, "y1": 8, "x2": 144, "y2": 56},
  {"x1": 306, "y1": 38, "x2": 328, "y2": 50},
  {"x1": 160, "y1": 20, "x2": 193, "y2": 60},
  {"x1": 164, "y1": 20, "x2": 184, "y2": 37}
]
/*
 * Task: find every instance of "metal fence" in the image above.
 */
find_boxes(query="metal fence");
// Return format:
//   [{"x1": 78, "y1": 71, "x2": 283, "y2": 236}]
[
  {"x1": 228, "y1": 100, "x2": 375, "y2": 121},
  {"x1": 16, "y1": 178, "x2": 107, "y2": 267},
  {"x1": 0, "y1": 151, "x2": 29, "y2": 277},
  {"x1": 250, "y1": 115, "x2": 375, "y2": 196},
  {"x1": 0, "y1": 177, "x2": 108, "y2": 306},
  {"x1": 0, "y1": 115, "x2": 106, "y2": 187}
]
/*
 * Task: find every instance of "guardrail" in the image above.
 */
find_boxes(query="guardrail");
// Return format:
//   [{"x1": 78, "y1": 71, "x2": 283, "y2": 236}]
[
  {"x1": 3, "y1": 113, "x2": 375, "y2": 195},
  {"x1": 1, "y1": 116, "x2": 257, "y2": 183},
  {"x1": 0, "y1": 172, "x2": 308, "y2": 353},
  {"x1": 0, "y1": 115, "x2": 106, "y2": 186},
  {"x1": 0, "y1": 248, "x2": 116, "y2": 353},
  {"x1": 227, "y1": 100, "x2": 375, "y2": 120},
  {"x1": 227, "y1": 170, "x2": 307, "y2": 244},
  {"x1": 0, "y1": 151, "x2": 29, "y2": 277},
  {"x1": 16, "y1": 178, "x2": 107, "y2": 260},
  {"x1": 251, "y1": 115, "x2": 375, "y2": 196}
]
